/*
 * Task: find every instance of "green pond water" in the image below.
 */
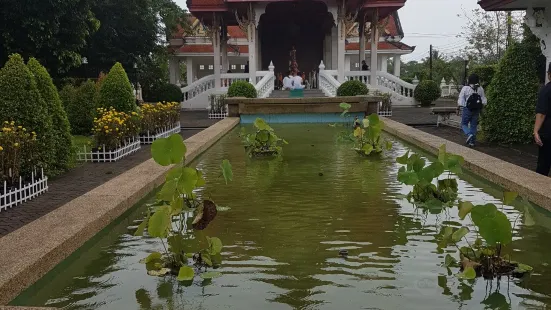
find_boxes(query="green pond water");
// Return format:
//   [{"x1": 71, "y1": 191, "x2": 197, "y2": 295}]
[{"x1": 12, "y1": 124, "x2": 551, "y2": 310}]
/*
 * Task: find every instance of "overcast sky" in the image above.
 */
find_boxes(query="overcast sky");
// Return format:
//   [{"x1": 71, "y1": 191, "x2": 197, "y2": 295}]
[{"x1": 173, "y1": 0, "x2": 479, "y2": 63}]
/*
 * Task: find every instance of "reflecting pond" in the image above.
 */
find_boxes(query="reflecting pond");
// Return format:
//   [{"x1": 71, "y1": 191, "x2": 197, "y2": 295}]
[{"x1": 12, "y1": 124, "x2": 551, "y2": 309}]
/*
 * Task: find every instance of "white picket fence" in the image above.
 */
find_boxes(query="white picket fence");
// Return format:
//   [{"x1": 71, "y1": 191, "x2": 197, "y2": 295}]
[
  {"x1": 1, "y1": 169, "x2": 48, "y2": 212},
  {"x1": 139, "y1": 122, "x2": 181, "y2": 144},
  {"x1": 77, "y1": 137, "x2": 141, "y2": 162}
]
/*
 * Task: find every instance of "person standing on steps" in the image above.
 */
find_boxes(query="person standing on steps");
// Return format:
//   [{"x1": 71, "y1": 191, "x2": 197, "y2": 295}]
[
  {"x1": 534, "y1": 63, "x2": 551, "y2": 176},
  {"x1": 361, "y1": 60, "x2": 369, "y2": 83},
  {"x1": 457, "y1": 73, "x2": 487, "y2": 147}
]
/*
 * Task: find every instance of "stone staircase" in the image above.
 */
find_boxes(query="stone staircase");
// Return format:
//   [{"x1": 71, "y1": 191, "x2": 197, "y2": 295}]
[{"x1": 268, "y1": 89, "x2": 326, "y2": 98}]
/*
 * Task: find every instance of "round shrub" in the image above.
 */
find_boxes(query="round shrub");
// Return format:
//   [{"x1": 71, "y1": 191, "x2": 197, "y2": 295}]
[
  {"x1": 337, "y1": 80, "x2": 369, "y2": 97},
  {"x1": 28, "y1": 58, "x2": 73, "y2": 173},
  {"x1": 98, "y1": 62, "x2": 136, "y2": 113},
  {"x1": 227, "y1": 81, "x2": 257, "y2": 98},
  {"x1": 0, "y1": 54, "x2": 55, "y2": 173},
  {"x1": 143, "y1": 82, "x2": 183, "y2": 102},
  {"x1": 482, "y1": 42, "x2": 540, "y2": 144},
  {"x1": 414, "y1": 80, "x2": 441, "y2": 106}
]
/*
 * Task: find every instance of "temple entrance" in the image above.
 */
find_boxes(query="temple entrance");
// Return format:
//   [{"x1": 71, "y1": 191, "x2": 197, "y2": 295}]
[{"x1": 260, "y1": 1, "x2": 333, "y2": 76}]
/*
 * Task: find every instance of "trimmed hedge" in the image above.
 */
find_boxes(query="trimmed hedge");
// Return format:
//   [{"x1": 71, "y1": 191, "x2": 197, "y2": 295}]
[
  {"x1": 27, "y1": 58, "x2": 73, "y2": 173},
  {"x1": 143, "y1": 82, "x2": 183, "y2": 102},
  {"x1": 227, "y1": 81, "x2": 257, "y2": 98},
  {"x1": 337, "y1": 80, "x2": 369, "y2": 96},
  {"x1": 66, "y1": 80, "x2": 98, "y2": 135},
  {"x1": 414, "y1": 80, "x2": 441, "y2": 106},
  {"x1": 98, "y1": 62, "x2": 136, "y2": 112},
  {"x1": 0, "y1": 54, "x2": 55, "y2": 172},
  {"x1": 481, "y1": 42, "x2": 540, "y2": 144},
  {"x1": 470, "y1": 65, "x2": 496, "y2": 89}
]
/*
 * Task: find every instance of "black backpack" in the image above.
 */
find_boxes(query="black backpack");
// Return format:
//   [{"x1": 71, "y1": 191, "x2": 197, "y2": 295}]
[{"x1": 466, "y1": 85, "x2": 483, "y2": 111}]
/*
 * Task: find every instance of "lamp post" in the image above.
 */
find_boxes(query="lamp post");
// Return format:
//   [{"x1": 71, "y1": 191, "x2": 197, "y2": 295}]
[{"x1": 82, "y1": 57, "x2": 88, "y2": 80}]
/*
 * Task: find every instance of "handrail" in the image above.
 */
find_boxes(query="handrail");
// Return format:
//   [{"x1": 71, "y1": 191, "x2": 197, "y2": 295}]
[
  {"x1": 181, "y1": 75, "x2": 214, "y2": 93},
  {"x1": 318, "y1": 70, "x2": 341, "y2": 97},
  {"x1": 376, "y1": 71, "x2": 415, "y2": 89},
  {"x1": 255, "y1": 72, "x2": 275, "y2": 98}
]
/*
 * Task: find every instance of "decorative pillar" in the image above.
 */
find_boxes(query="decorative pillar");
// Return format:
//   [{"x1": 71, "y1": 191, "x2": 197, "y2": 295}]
[
  {"x1": 236, "y1": 4, "x2": 261, "y2": 83},
  {"x1": 358, "y1": 13, "x2": 366, "y2": 65},
  {"x1": 393, "y1": 55, "x2": 401, "y2": 77},
  {"x1": 336, "y1": 3, "x2": 352, "y2": 82},
  {"x1": 380, "y1": 54, "x2": 388, "y2": 73},
  {"x1": 526, "y1": 6, "x2": 551, "y2": 84},
  {"x1": 331, "y1": 26, "x2": 338, "y2": 71},
  {"x1": 370, "y1": 9, "x2": 379, "y2": 86},
  {"x1": 168, "y1": 57, "x2": 180, "y2": 85},
  {"x1": 325, "y1": 32, "x2": 332, "y2": 69},
  {"x1": 212, "y1": 16, "x2": 222, "y2": 89},
  {"x1": 186, "y1": 57, "x2": 194, "y2": 85}
]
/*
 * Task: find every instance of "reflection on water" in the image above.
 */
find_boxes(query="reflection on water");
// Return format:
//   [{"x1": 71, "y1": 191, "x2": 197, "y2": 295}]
[{"x1": 12, "y1": 124, "x2": 551, "y2": 309}]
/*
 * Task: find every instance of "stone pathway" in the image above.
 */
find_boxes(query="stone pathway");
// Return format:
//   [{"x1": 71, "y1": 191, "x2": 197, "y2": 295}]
[
  {"x1": 181, "y1": 110, "x2": 220, "y2": 128},
  {"x1": 0, "y1": 130, "x2": 201, "y2": 237}
]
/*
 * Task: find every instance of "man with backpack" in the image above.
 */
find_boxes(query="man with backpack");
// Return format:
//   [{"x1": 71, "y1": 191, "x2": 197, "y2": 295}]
[
  {"x1": 457, "y1": 73, "x2": 487, "y2": 147},
  {"x1": 534, "y1": 63, "x2": 551, "y2": 176}
]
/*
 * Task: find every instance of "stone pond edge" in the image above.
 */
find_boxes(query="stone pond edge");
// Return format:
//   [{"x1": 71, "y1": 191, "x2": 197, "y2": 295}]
[
  {"x1": 383, "y1": 117, "x2": 551, "y2": 212},
  {"x1": 0, "y1": 117, "x2": 240, "y2": 306}
]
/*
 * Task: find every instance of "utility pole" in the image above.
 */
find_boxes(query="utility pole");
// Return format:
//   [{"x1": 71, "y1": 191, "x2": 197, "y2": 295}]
[{"x1": 429, "y1": 44, "x2": 433, "y2": 80}]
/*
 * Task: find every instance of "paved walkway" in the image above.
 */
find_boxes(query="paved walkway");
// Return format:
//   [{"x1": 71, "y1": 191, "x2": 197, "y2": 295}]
[
  {"x1": 181, "y1": 110, "x2": 220, "y2": 128},
  {"x1": 0, "y1": 130, "x2": 201, "y2": 237}
]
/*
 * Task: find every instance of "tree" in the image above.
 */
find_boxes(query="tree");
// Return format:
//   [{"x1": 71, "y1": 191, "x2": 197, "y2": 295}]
[
  {"x1": 401, "y1": 50, "x2": 465, "y2": 89},
  {"x1": 67, "y1": 80, "x2": 98, "y2": 135},
  {"x1": 0, "y1": 54, "x2": 55, "y2": 172},
  {"x1": 0, "y1": 0, "x2": 99, "y2": 75},
  {"x1": 458, "y1": 8, "x2": 524, "y2": 64},
  {"x1": 98, "y1": 62, "x2": 136, "y2": 112},
  {"x1": 27, "y1": 58, "x2": 73, "y2": 173},
  {"x1": 481, "y1": 42, "x2": 540, "y2": 144}
]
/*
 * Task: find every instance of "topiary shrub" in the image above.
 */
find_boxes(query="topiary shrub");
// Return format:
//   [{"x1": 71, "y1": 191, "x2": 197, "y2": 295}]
[
  {"x1": 227, "y1": 81, "x2": 257, "y2": 98},
  {"x1": 98, "y1": 62, "x2": 136, "y2": 113},
  {"x1": 27, "y1": 58, "x2": 73, "y2": 173},
  {"x1": 470, "y1": 65, "x2": 496, "y2": 89},
  {"x1": 414, "y1": 80, "x2": 441, "y2": 106},
  {"x1": 0, "y1": 54, "x2": 55, "y2": 173},
  {"x1": 143, "y1": 82, "x2": 183, "y2": 102},
  {"x1": 66, "y1": 80, "x2": 98, "y2": 135},
  {"x1": 482, "y1": 42, "x2": 540, "y2": 144},
  {"x1": 337, "y1": 80, "x2": 369, "y2": 96},
  {"x1": 60, "y1": 84, "x2": 77, "y2": 110}
]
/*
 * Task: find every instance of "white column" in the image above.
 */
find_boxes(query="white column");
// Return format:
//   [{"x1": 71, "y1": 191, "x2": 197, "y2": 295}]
[
  {"x1": 221, "y1": 37, "x2": 229, "y2": 73},
  {"x1": 345, "y1": 55, "x2": 351, "y2": 73},
  {"x1": 337, "y1": 20, "x2": 346, "y2": 82},
  {"x1": 331, "y1": 26, "x2": 338, "y2": 71},
  {"x1": 526, "y1": 6, "x2": 551, "y2": 84},
  {"x1": 370, "y1": 9, "x2": 379, "y2": 86},
  {"x1": 248, "y1": 23, "x2": 257, "y2": 84},
  {"x1": 212, "y1": 19, "x2": 221, "y2": 89},
  {"x1": 380, "y1": 54, "x2": 388, "y2": 73},
  {"x1": 393, "y1": 55, "x2": 401, "y2": 77},
  {"x1": 169, "y1": 57, "x2": 180, "y2": 85},
  {"x1": 186, "y1": 57, "x2": 194, "y2": 85},
  {"x1": 325, "y1": 32, "x2": 332, "y2": 69},
  {"x1": 256, "y1": 28, "x2": 262, "y2": 70}
]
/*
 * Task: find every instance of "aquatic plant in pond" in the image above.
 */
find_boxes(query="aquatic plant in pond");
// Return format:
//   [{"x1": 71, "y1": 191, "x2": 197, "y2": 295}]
[
  {"x1": 240, "y1": 118, "x2": 288, "y2": 157},
  {"x1": 353, "y1": 113, "x2": 392, "y2": 156},
  {"x1": 134, "y1": 133, "x2": 233, "y2": 281},
  {"x1": 396, "y1": 144, "x2": 461, "y2": 209},
  {"x1": 439, "y1": 191, "x2": 533, "y2": 279}
]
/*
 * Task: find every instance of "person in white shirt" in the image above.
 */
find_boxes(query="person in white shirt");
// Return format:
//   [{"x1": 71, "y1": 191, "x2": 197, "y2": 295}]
[
  {"x1": 282, "y1": 71, "x2": 293, "y2": 90},
  {"x1": 292, "y1": 71, "x2": 304, "y2": 90},
  {"x1": 457, "y1": 73, "x2": 487, "y2": 147}
]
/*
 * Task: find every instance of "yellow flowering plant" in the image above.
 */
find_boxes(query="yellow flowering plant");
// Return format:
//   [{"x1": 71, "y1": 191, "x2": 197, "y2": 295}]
[
  {"x1": 92, "y1": 107, "x2": 142, "y2": 150},
  {"x1": 0, "y1": 121, "x2": 39, "y2": 186},
  {"x1": 140, "y1": 102, "x2": 179, "y2": 134}
]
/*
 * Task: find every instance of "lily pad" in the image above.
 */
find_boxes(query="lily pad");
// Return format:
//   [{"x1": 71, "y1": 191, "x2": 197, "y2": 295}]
[
  {"x1": 471, "y1": 204, "x2": 512, "y2": 246},
  {"x1": 176, "y1": 266, "x2": 195, "y2": 281},
  {"x1": 458, "y1": 202, "x2": 473, "y2": 220},
  {"x1": 445, "y1": 254, "x2": 458, "y2": 267},
  {"x1": 458, "y1": 266, "x2": 477, "y2": 279},
  {"x1": 148, "y1": 206, "x2": 171, "y2": 238},
  {"x1": 452, "y1": 227, "x2": 469, "y2": 242},
  {"x1": 147, "y1": 268, "x2": 171, "y2": 276},
  {"x1": 151, "y1": 134, "x2": 186, "y2": 166}
]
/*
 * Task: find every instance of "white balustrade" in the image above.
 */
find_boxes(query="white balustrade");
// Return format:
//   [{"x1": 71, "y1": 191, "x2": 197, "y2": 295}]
[
  {"x1": 255, "y1": 62, "x2": 275, "y2": 98},
  {"x1": 344, "y1": 71, "x2": 372, "y2": 85},
  {"x1": 375, "y1": 71, "x2": 416, "y2": 99},
  {"x1": 181, "y1": 75, "x2": 215, "y2": 102}
]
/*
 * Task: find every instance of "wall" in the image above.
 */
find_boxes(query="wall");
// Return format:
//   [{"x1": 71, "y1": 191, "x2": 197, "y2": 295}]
[{"x1": 189, "y1": 56, "x2": 249, "y2": 80}]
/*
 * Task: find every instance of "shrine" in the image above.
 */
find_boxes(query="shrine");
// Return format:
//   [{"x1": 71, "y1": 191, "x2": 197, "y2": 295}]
[{"x1": 169, "y1": 0, "x2": 416, "y2": 109}]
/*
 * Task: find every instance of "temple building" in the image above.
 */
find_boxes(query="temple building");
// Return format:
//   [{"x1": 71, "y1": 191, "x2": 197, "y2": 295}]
[{"x1": 169, "y1": 0, "x2": 417, "y2": 109}]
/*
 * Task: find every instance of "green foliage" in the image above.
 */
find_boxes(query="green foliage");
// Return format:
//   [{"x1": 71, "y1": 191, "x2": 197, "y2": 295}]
[
  {"x1": 482, "y1": 42, "x2": 540, "y2": 144},
  {"x1": 0, "y1": 54, "x2": 55, "y2": 173},
  {"x1": 396, "y1": 144, "x2": 462, "y2": 208},
  {"x1": 336, "y1": 80, "x2": 369, "y2": 97},
  {"x1": 227, "y1": 81, "x2": 257, "y2": 98},
  {"x1": 98, "y1": 62, "x2": 136, "y2": 113},
  {"x1": 64, "y1": 80, "x2": 98, "y2": 135},
  {"x1": 469, "y1": 65, "x2": 496, "y2": 89},
  {"x1": 144, "y1": 82, "x2": 182, "y2": 103},
  {"x1": 240, "y1": 118, "x2": 288, "y2": 157},
  {"x1": 471, "y1": 204, "x2": 512, "y2": 246},
  {"x1": 414, "y1": 80, "x2": 441, "y2": 106},
  {"x1": 352, "y1": 114, "x2": 391, "y2": 156},
  {"x1": 137, "y1": 133, "x2": 233, "y2": 280},
  {"x1": 27, "y1": 58, "x2": 73, "y2": 173}
]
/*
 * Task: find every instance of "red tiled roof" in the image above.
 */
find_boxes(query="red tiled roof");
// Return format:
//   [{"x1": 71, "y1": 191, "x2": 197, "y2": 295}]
[
  {"x1": 179, "y1": 44, "x2": 249, "y2": 53},
  {"x1": 346, "y1": 41, "x2": 413, "y2": 51},
  {"x1": 227, "y1": 26, "x2": 247, "y2": 39}
]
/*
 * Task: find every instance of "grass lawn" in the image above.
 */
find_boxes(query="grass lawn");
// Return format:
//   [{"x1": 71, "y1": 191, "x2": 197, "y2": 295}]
[{"x1": 72, "y1": 135, "x2": 92, "y2": 150}]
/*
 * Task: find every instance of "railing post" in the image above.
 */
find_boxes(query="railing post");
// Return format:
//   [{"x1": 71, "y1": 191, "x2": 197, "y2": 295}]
[
  {"x1": 319, "y1": 60, "x2": 325, "y2": 72},
  {"x1": 269, "y1": 61, "x2": 274, "y2": 73}
]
